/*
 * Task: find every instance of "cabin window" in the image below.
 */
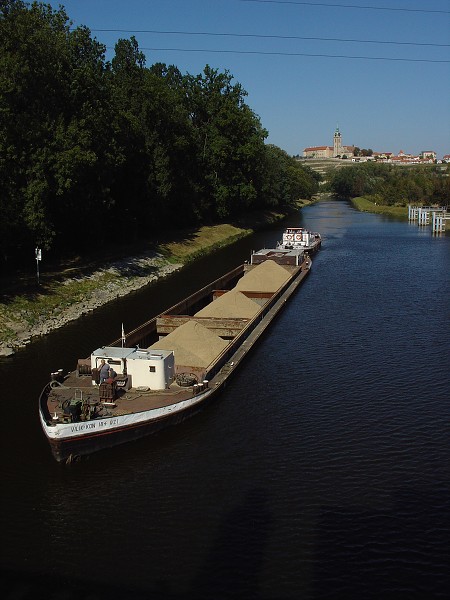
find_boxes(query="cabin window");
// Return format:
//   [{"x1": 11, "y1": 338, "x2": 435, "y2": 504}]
[{"x1": 149, "y1": 366, "x2": 156, "y2": 373}]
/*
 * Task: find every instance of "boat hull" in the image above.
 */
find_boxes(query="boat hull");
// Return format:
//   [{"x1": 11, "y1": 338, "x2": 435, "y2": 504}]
[{"x1": 40, "y1": 386, "x2": 216, "y2": 463}]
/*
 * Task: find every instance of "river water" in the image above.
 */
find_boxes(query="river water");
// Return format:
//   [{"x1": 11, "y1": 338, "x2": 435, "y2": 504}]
[{"x1": 1, "y1": 200, "x2": 449, "y2": 599}]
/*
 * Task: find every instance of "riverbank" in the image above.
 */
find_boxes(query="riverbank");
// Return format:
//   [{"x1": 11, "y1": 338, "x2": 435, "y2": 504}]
[
  {"x1": 0, "y1": 204, "x2": 310, "y2": 356},
  {"x1": 350, "y1": 196, "x2": 408, "y2": 218}
]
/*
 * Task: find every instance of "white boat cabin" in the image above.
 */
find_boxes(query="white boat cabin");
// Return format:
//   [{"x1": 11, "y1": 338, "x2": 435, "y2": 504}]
[
  {"x1": 91, "y1": 346, "x2": 175, "y2": 390},
  {"x1": 279, "y1": 227, "x2": 317, "y2": 248}
]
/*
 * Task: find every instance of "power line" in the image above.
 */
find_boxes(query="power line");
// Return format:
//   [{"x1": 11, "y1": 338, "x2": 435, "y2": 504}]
[
  {"x1": 239, "y1": 0, "x2": 450, "y2": 14},
  {"x1": 92, "y1": 29, "x2": 450, "y2": 48},
  {"x1": 120, "y1": 46, "x2": 450, "y2": 63}
]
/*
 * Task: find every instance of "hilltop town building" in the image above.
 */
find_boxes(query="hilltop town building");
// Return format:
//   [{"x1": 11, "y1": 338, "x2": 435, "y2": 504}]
[
  {"x1": 303, "y1": 127, "x2": 354, "y2": 159},
  {"x1": 420, "y1": 150, "x2": 437, "y2": 160},
  {"x1": 302, "y1": 145, "x2": 332, "y2": 159},
  {"x1": 333, "y1": 126, "x2": 342, "y2": 157},
  {"x1": 302, "y1": 128, "x2": 443, "y2": 163}
]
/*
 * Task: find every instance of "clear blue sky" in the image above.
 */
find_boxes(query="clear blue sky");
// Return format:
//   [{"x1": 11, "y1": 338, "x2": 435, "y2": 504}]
[{"x1": 47, "y1": 0, "x2": 450, "y2": 158}]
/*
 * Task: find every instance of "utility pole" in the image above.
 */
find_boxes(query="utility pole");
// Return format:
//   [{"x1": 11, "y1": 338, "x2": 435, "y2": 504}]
[{"x1": 35, "y1": 247, "x2": 42, "y2": 284}]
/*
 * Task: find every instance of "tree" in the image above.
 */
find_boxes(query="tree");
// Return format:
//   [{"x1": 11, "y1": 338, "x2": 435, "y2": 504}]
[
  {"x1": 0, "y1": 1, "x2": 118, "y2": 261},
  {"x1": 260, "y1": 146, "x2": 320, "y2": 207},
  {"x1": 0, "y1": 0, "x2": 72, "y2": 258},
  {"x1": 328, "y1": 162, "x2": 448, "y2": 205},
  {"x1": 182, "y1": 65, "x2": 268, "y2": 220}
]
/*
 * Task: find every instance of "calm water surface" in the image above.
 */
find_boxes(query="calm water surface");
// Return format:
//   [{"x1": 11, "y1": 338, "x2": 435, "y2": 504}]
[{"x1": 1, "y1": 200, "x2": 449, "y2": 599}]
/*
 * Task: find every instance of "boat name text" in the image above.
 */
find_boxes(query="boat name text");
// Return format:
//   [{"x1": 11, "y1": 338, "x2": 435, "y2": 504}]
[{"x1": 70, "y1": 418, "x2": 119, "y2": 433}]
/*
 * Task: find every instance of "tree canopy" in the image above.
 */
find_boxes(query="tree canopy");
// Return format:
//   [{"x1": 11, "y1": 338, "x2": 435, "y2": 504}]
[
  {"x1": 0, "y1": 1, "x2": 320, "y2": 267},
  {"x1": 327, "y1": 162, "x2": 449, "y2": 206}
]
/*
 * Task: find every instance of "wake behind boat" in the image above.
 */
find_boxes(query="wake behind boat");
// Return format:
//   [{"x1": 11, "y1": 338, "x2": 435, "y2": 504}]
[{"x1": 39, "y1": 241, "x2": 317, "y2": 463}]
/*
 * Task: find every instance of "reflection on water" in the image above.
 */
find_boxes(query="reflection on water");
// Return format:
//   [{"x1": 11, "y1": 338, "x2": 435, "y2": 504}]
[{"x1": 1, "y1": 200, "x2": 449, "y2": 599}]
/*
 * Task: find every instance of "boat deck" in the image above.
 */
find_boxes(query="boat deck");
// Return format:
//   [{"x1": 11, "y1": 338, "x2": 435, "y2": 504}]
[{"x1": 46, "y1": 374, "x2": 202, "y2": 423}]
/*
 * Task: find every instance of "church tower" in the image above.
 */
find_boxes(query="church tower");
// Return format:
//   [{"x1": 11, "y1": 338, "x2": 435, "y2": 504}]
[{"x1": 333, "y1": 125, "x2": 343, "y2": 157}]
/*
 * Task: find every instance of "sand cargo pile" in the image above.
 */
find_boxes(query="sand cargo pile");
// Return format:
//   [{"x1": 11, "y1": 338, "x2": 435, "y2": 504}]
[
  {"x1": 235, "y1": 260, "x2": 292, "y2": 292},
  {"x1": 195, "y1": 289, "x2": 261, "y2": 318},
  {"x1": 150, "y1": 320, "x2": 229, "y2": 369}
]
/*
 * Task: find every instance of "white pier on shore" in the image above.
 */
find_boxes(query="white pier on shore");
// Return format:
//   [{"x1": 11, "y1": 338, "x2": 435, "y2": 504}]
[{"x1": 408, "y1": 205, "x2": 449, "y2": 233}]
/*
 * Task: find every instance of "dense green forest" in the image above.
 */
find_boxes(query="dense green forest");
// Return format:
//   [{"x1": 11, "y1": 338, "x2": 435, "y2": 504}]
[
  {"x1": 327, "y1": 162, "x2": 449, "y2": 205},
  {"x1": 0, "y1": 1, "x2": 321, "y2": 268}
]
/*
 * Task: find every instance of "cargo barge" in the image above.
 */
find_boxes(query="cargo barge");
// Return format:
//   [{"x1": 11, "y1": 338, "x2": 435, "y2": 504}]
[{"x1": 39, "y1": 243, "x2": 316, "y2": 463}]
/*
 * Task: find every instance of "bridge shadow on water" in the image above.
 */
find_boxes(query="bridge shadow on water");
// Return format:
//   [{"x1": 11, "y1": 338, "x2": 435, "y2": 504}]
[
  {"x1": 3, "y1": 483, "x2": 449, "y2": 599},
  {"x1": 188, "y1": 487, "x2": 274, "y2": 599},
  {"x1": 1, "y1": 488, "x2": 275, "y2": 600}
]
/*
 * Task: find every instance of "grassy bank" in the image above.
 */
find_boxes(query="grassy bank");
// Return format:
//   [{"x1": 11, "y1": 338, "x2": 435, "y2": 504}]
[
  {"x1": 0, "y1": 207, "x2": 294, "y2": 349},
  {"x1": 158, "y1": 203, "x2": 313, "y2": 262},
  {"x1": 351, "y1": 197, "x2": 408, "y2": 218},
  {"x1": 158, "y1": 223, "x2": 253, "y2": 264}
]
